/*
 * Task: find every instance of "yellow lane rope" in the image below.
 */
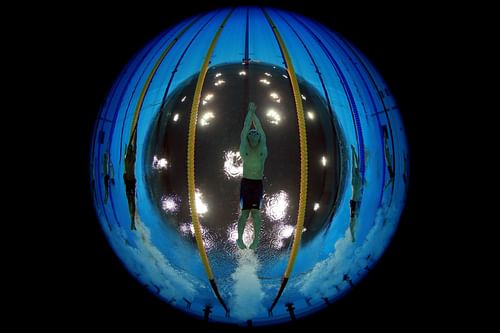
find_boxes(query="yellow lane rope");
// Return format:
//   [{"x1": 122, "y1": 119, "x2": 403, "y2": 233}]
[
  {"x1": 127, "y1": 17, "x2": 200, "y2": 145},
  {"x1": 187, "y1": 9, "x2": 234, "y2": 313},
  {"x1": 262, "y1": 7, "x2": 309, "y2": 312}
]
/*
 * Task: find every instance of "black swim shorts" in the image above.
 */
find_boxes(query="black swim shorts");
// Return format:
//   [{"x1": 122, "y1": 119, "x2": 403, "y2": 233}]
[
  {"x1": 123, "y1": 174, "x2": 136, "y2": 196},
  {"x1": 240, "y1": 178, "x2": 263, "y2": 210},
  {"x1": 350, "y1": 199, "x2": 360, "y2": 218}
]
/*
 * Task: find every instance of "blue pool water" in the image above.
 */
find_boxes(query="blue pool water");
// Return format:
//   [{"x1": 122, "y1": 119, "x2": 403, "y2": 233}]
[{"x1": 90, "y1": 6, "x2": 408, "y2": 326}]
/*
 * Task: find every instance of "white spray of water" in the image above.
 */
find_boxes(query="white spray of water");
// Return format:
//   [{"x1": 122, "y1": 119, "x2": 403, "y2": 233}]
[
  {"x1": 298, "y1": 228, "x2": 355, "y2": 299},
  {"x1": 230, "y1": 249, "x2": 266, "y2": 320},
  {"x1": 107, "y1": 214, "x2": 199, "y2": 303},
  {"x1": 351, "y1": 206, "x2": 399, "y2": 275},
  {"x1": 298, "y1": 205, "x2": 399, "y2": 300}
]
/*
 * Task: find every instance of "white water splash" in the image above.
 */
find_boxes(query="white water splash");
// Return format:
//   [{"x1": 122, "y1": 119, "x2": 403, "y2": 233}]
[
  {"x1": 230, "y1": 250, "x2": 265, "y2": 320},
  {"x1": 107, "y1": 214, "x2": 199, "y2": 303},
  {"x1": 298, "y1": 205, "x2": 399, "y2": 300}
]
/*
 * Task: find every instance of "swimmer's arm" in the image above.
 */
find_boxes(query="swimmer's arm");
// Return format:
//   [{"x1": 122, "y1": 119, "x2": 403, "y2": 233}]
[
  {"x1": 253, "y1": 113, "x2": 266, "y2": 141},
  {"x1": 384, "y1": 144, "x2": 392, "y2": 164},
  {"x1": 351, "y1": 145, "x2": 359, "y2": 168},
  {"x1": 110, "y1": 160, "x2": 115, "y2": 177},
  {"x1": 252, "y1": 113, "x2": 267, "y2": 155},
  {"x1": 241, "y1": 103, "x2": 256, "y2": 155},
  {"x1": 241, "y1": 102, "x2": 256, "y2": 142}
]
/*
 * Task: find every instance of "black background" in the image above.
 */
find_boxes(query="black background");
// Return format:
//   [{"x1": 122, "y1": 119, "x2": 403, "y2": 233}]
[{"x1": 31, "y1": 0, "x2": 473, "y2": 330}]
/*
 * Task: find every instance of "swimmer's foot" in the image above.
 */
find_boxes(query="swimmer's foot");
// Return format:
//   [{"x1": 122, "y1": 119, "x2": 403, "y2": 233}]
[{"x1": 237, "y1": 238, "x2": 246, "y2": 249}]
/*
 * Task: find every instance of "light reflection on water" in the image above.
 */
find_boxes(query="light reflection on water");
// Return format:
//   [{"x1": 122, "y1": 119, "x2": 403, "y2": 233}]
[
  {"x1": 200, "y1": 111, "x2": 215, "y2": 127},
  {"x1": 152, "y1": 155, "x2": 168, "y2": 170},
  {"x1": 264, "y1": 190, "x2": 289, "y2": 221},
  {"x1": 195, "y1": 189, "x2": 208, "y2": 216},
  {"x1": 179, "y1": 222, "x2": 215, "y2": 250},
  {"x1": 266, "y1": 109, "x2": 281, "y2": 125},
  {"x1": 161, "y1": 195, "x2": 180, "y2": 213},
  {"x1": 223, "y1": 150, "x2": 243, "y2": 179}
]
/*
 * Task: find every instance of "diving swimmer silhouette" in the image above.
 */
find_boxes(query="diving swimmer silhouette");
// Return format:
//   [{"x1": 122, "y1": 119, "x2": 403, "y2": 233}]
[
  {"x1": 236, "y1": 102, "x2": 268, "y2": 250},
  {"x1": 349, "y1": 145, "x2": 362, "y2": 242}
]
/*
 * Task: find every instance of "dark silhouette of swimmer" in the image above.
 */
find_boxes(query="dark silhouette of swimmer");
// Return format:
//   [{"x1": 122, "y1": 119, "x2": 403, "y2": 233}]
[
  {"x1": 403, "y1": 154, "x2": 408, "y2": 186},
  {"x1": 91, "y1": 162, "x2": 96, "y2": 200},
  {"x1": 103, "y1": 152, "x2": 115, "y2": 204},
  {"x1": 236, "y1": 102, "x2": 268, "y2": 250},
  {"x1": 382, "y1": 125, "x2": 394, "y2": 188},
  {"x1": 349, "y1": 145, "x2": 362, "y2": 242},
  {"x1": 124, "y1": 140, "x2": 137, "y2": 230}
]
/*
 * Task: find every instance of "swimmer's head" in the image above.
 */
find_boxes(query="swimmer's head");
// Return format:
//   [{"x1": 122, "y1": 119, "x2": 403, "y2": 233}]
[{"x1": 248, "y1": 129, "x2": 260, "y2": 147}]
